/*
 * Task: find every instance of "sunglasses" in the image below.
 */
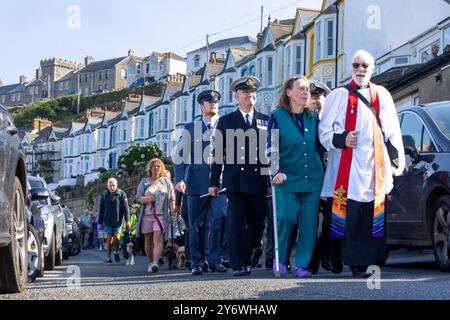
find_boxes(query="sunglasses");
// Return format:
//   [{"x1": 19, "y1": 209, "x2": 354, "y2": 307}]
[{"x1": 352, "y1": 63, "x2": 370, "y2": 69}]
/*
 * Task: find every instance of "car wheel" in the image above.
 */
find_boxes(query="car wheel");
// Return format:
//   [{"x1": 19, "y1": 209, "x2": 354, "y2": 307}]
[
  {"x1": 70, "y1": 238, "x2": 81, "y2": 256},
  {"x1": 27, "y1": 225, "x2": 43, "y2": 283},
  {"x1": 0, "y1": 177, "x2": 28, "y2": 293},
  {"x1": 432, "y1": 195, "x2": 450, "y2": 272},
  {"x1": 44, "y1": 234, "x2": 56, "y2": 271}
]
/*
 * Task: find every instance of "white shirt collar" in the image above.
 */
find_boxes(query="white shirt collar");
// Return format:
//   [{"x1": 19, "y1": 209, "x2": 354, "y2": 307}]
[{"x1": 239, "y1": 108, "x2": 254, "y2": 123}]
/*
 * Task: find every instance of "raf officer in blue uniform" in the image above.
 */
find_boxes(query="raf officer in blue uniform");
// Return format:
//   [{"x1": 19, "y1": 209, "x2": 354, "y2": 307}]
[
  {"x1": 208, "y1": 76, "x2": 270, "y2": 276},
  {"x1": 174, "y1": 89, "x2": 228, "y2": 275}
]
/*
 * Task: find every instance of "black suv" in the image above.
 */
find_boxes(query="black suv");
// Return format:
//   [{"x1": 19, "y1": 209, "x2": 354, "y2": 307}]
[
  {"x1": 62, "y1": 206, "x2": 81, "y2": 257},
  {"x1": 0, "y1": 104, "x2": 28, "y2": 293},
  {"x1": 386, "y1": 101, "x2": 450, "y2": 271}
]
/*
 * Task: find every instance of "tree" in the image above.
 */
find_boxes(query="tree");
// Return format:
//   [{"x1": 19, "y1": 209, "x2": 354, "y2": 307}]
[{"x1": 117, "y1": 144, "x2": 172, "y2": 177}]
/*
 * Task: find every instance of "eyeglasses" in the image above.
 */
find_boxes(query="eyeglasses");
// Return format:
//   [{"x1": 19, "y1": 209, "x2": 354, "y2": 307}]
[{"x1": 352, "y1": 63, "x2": 370, "y2": 69}]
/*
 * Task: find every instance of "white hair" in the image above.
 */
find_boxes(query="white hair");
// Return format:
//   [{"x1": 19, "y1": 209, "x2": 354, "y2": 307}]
[
  {"x1": 107, "y1": 177, "x2": 118, "y2": 185},
  {"x1": 352, "y1": 50, "x2": 375, "y2": 66}
]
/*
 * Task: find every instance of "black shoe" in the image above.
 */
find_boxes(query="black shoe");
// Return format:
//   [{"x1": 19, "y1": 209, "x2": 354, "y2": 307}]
[
  {"x1": 350, "y1": 266, "x2": 371, "y2": 278},
  {"x1": 308, "y1": 266, "x2": 319, "y2": 275},
  {"x1": 185, "y1": 261, "x2": 192, "y2": 271},
  {"x1": 158, "y1": 258, "x2": 164, "y2": 267},
  {"x1": 221, "y1": 260, "x2": 231, "y2": 269},
  {"x1": 331, "y1": 261, "x2": 343, "y2": 274},
  {"x1": 251, "y1": 248, "x2": 263, "y2": 267},
  {"x1": 320, "y1": 257, "x2": 332, "y2": 271},
  {"x1": 215, "y1": 264, "x2": 227, "y2": 272},
  {"x1": 265, "y1": 259, "x2": 273, "y2": 270},
  {"x1": 192, "y1": 267, "x2": 202, "y2": 276},
  {"x1": 202, "y1": 261, "x2": 209, "y2": 273},
  {"x1": 232, "y1": 268, "x2": 247, "y2": 277}
]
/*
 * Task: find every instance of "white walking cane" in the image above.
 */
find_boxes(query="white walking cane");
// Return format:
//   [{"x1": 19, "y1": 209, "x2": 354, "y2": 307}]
[
  {"x1": 271, "y1": 183, "x2": 281, "y2": 278},
  {"x1": 271, "y1": 173, "x2": 286, "y2": 278}
]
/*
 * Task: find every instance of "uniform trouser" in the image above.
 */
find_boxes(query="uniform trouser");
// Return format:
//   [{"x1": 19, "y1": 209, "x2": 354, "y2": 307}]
[
  {"x1": 264, "y1": 197, "x2": 274, "y2": 264},
  {"x1": 276, "y1": 191, "x2": 320, "y2": 268},
  {"x1": 187, "y1": 195, "x2": 227, "y2": 269},
  {"x1": 227, "y1": 193, "x2": 266, "y2": 270},
  {"x1": 207, "y1": 195, "x2": 228, "y2": 266}
]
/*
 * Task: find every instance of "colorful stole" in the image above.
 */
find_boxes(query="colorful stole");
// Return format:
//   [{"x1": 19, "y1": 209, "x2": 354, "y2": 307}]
[{"x1": 330, "y1": 80, "x2": 386, "y2": 239}]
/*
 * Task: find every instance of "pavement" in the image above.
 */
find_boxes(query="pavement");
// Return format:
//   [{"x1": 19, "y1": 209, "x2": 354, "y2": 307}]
[{"x1": 1, "y1": 247, "x2": 450, "y2": 300}]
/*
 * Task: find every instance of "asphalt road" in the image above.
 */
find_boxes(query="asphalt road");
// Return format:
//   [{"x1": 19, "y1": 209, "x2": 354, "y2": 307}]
[{"x1": 1, "y1": 247, "x2": 450, "y2": 300}]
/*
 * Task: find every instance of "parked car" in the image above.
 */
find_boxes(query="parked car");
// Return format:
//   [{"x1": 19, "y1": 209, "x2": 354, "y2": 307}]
[
  {"x1": 386, "y1": 101, "x2": 450, "y2": 271},
  {"x1": 62, "y1": 206, "x2": 81, "y2": 256},
  {"x1": 27, "y1": 176, "x2": 66, "y2": 271},
  {"x1": 26, "y1": 183, "x2": 46, "y2": 283},
  {"x1": 0, "y1": 104, "x2": 28, "y2": 293}
]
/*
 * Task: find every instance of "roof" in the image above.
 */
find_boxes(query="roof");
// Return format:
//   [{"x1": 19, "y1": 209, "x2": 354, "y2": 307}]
[
  {"x1": 55, "y1": 71, "x2": 76, "y2": 82},
  {"x1": 0, "y1": 83, "x2": 22, "y2": 95},
  {"x1": 187, "y1": 75, "x2": 201, "y2": 88},
  {"x1": 372, "y1": 51, "x2": 450, "y2": 93},
  {"x1": 80, "y1": 57, "x2": 127, "y2": 73},
  {"x1": 270, "y1": 21, "x2": 294, "y2": 42},
  {"x1": 297, "y1": 7, "x2": 320, "y2": 30},
  {"x1": 206, "y1": 62, "x2": 225, "y2": 78},
  {"x1": 229, "y1": 47, "x2": 256, "y2": 63},
  {"x1": 32, "y1": 126, "x2": 53, "y2": 143},
  {"x1": 187, "y1": 36, "x2": 256, "y2": 54},
  {"x1": 148, "y1": 52, "x2": 186, "y2": 62}
]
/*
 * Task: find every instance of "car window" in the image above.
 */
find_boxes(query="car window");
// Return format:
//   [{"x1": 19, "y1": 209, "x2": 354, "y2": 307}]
[
  {"x1": 421, "y1": 128, "x2": 437, "y2": 153},
  {"x1": 400, "y1": 113, "x2": 423, "y2": 152},
  {"x1": 427, "y1": 104, "x2": 450, "y2": 140},
  {"x1": 29, "y1": 180, "x2": 45, "y2": 189}
]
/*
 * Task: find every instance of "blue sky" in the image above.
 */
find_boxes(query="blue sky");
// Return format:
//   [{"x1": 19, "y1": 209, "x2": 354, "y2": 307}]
[{"x1": 0, "y1": 0, "x2": 322, "y2": 85}]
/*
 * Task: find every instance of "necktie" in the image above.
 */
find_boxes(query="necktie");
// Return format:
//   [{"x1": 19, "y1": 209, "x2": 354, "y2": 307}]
[
  {"x1": 245, "y1": 114, "x2": 251, "y2": 127},
  {"x1": 207, "y1": 123, "x2": 212, "y2": 130}
]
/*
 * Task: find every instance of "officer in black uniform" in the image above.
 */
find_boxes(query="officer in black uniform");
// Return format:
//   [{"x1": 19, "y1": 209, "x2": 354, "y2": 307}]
[{"x1": 209, "y1": 76, "x2": 269, "y2": 276}]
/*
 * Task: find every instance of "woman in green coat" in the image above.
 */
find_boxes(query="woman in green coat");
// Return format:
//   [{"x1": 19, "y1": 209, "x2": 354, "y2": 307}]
[{"x1": 267, "y1": 76, "x2": 324, "y2": 277}]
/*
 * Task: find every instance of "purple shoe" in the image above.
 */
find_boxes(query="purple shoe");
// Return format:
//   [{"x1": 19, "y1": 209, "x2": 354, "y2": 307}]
[
  {"x1": 273, "y1": 261, "x2": 288, "y2": 277},
  {"x1": 294, "y1": 267, "x2": 312, "y2": 278}
]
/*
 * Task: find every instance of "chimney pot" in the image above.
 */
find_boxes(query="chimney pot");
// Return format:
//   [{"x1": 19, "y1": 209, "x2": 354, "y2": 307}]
[{"x1": 19, "y1": 75, "x2": 27, "y2": 85}]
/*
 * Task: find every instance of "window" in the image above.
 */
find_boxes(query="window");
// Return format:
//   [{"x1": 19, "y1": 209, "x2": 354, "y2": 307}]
[
  {"x1": 241, "y1": 67, "x2": 248, "y2": 77},
  {"x1": 194, "y1": 54, "x2": 200, "y2": 68},
  {"x1": 159, "y1": 62, "x2": 165, "y2": 72},
  {"x1": 148, "y1": 113, "x2": 153, "y2": 136},
  {"x1": 98, "y1": 72, "x2": 102, "y2": 80},
  {"x1": 315, "y1": 22, "x2": 322, "y2": 61},
  {"x1": 413, "y1": 96, "x2": 420, "y2": 105},
  {"x1": 59, "y1": 82, "x2": 64, "y2": 91},
  {"x1": 17, "y1": 93, "x2": 21, "y2": 101},
  {"x1": 139, "y1": 118, "x2": 144, "y2": 138},
  {"x1": 1, "y1": 95, "x2": 4, "y2": 103},
  {"x1": 324, "y1": 78, "x2": 333, "y2": 90},
  {"x1": 98, "y1": 84, "x2": 103, "y2": 91},
  {"x1": 286, "y1": 46, "x2": 291, "y2": 77},
  {"x1": 120, "y1": 69, "x2": 127, "y2": 80},
  {"x1": 267, "y1": 56, "x2": 273, "y2": 86},
  {"x1": 220, "y1": 78, "x2": 225, "y2": 101},
  {"x1": 146, "y1": 63, "x2": 150, "y2": 74},
  {"x1": 69, "y1": 140, "x2": 73, "y2": 155},
  {"x1": 400, "y1": 113, "x2": 423, "y2": 152},
  {"x1": 257, "y1": 58, "x2": 263, "y2": 82},
  {"x1": 249, "y1": 65, "x2": 255, "y2": 76},
  {"x1": 228, "y1": 77, "x2": 233, "y2": 103},
  {"x1": 443, "y1": 26, "x2": 450, "y2": 48},
  {"x1": 84, "y1": 74, "x2": 88, "y2": 82},
  {"x1": 122, "y1": 125, "x2": 127, "y2": 141},
  {"x1": 137, "y1": 63, "x2": 141, "y2": 75},
  {"x1": 151, "y1": 61, "x2": 157, "y2": 72},
  {"x1": 326, "y1": 19, "x2": 334, "y2": 57},
  {"x1": 421, "y1": 128, "x2": 437, "y2": 153},
  {"x1": 164, "y1": 108, "x2": 169, "y2": 129},
  {"x1": 65, "y1": 81, "x2": 69, "y2": 90},
  {"x1": 105, "y1": 70, "x2": 109, "y2": 79},
  {"x1": 85, "y1": 157, "x2": 89, "y2": 172},
  {"x1": 394, "y1": 57, "x2": 409, "y2": 65},
  {"x1": 110, "y1": 126, "x2": 116, "y2": 147},
  {"x1": 183, "y1": 100, "x2": 188, "y2": 122},
  {"x1": 104, "y1": 84, "x2": 109, "y2": 91},
  {"x1": 35, "y1": 86, "x2": 39, "y2": 95},
  {"x1": 295, "y1": 45, "x2": 302, "y2": 75},
  {"x1": 29, "y1": 87, "x2": 33, "y2": 95}
]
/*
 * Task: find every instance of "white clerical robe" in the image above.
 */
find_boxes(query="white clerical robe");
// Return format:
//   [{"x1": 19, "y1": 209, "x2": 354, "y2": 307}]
[{"x1": 319, "y1": 85, "x2": 405, "y2": 203}]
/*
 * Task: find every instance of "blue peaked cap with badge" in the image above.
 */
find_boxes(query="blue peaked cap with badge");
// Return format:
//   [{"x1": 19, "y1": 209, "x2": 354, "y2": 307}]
[
  {"x1": 197, "y1": 89, "x2": 221, "y2": 104},
  {"x1": 309, "y1": 80, "x2": 331, "y2": 97},
  {"x1": 230, "y1": 76, "x2": 261, "y2": 92}
]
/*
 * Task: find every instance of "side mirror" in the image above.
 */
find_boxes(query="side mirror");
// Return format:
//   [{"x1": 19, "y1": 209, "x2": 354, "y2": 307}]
[
  {"x1": 30, "y1": 188, "x2": 50, "y2": 201},
  {"x1": 51, "y1": 194, "x2": 61, "y2": 205},
  {"x1": 402, "y1": 135, "x2": 420, "y2": 163}
]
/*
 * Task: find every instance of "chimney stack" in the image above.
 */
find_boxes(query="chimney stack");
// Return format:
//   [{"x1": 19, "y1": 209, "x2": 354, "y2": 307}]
[
  {"x1": 33, "y1": 117, "x2": 52, "y2": 132},
  {"x1": 0, "y1": 79, "x2": 3, "y2": 87},
  {"x1": 35, "y1": 68, "x2": 42, "y2": 80},
  {"x1": 257, "y1": 32, "x2": 264, "y2": 50},
  {"x1": 85, "y1": 55, "x2": 94, "y2": 66},
  {"x1": 128, "y1": 49, "x2": 135, "y2": 56},
  {"x1": 19, "y1": 75, "x2": 27, "y2": 85}
]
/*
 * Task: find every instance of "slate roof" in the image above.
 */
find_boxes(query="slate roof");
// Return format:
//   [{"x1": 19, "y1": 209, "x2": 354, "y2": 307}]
[{"x1": 80, "y1": 57, "x2": 127, "y2": 73}]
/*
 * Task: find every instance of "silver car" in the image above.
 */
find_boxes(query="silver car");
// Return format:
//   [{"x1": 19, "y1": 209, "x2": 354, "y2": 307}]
[{"x1": 0, "y1": 104, "x2": 28, "y2": 293}]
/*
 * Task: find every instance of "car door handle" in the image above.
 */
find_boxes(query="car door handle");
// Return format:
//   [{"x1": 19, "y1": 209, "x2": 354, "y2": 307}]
[{"x1": 6, "y1": 126, "x2": 18, "y2": 136}]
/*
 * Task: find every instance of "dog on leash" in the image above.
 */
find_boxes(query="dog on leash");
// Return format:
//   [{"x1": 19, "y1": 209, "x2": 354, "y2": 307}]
[
  {"x1": 164, "y1": 244, "x2": 178, "y2": 269},
  {"x1": 123, "y1": 231, "x2": 136, "y2": 266},
  {"x1": 176, "y1": 246, "x2": 186, "y2": 269}
]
